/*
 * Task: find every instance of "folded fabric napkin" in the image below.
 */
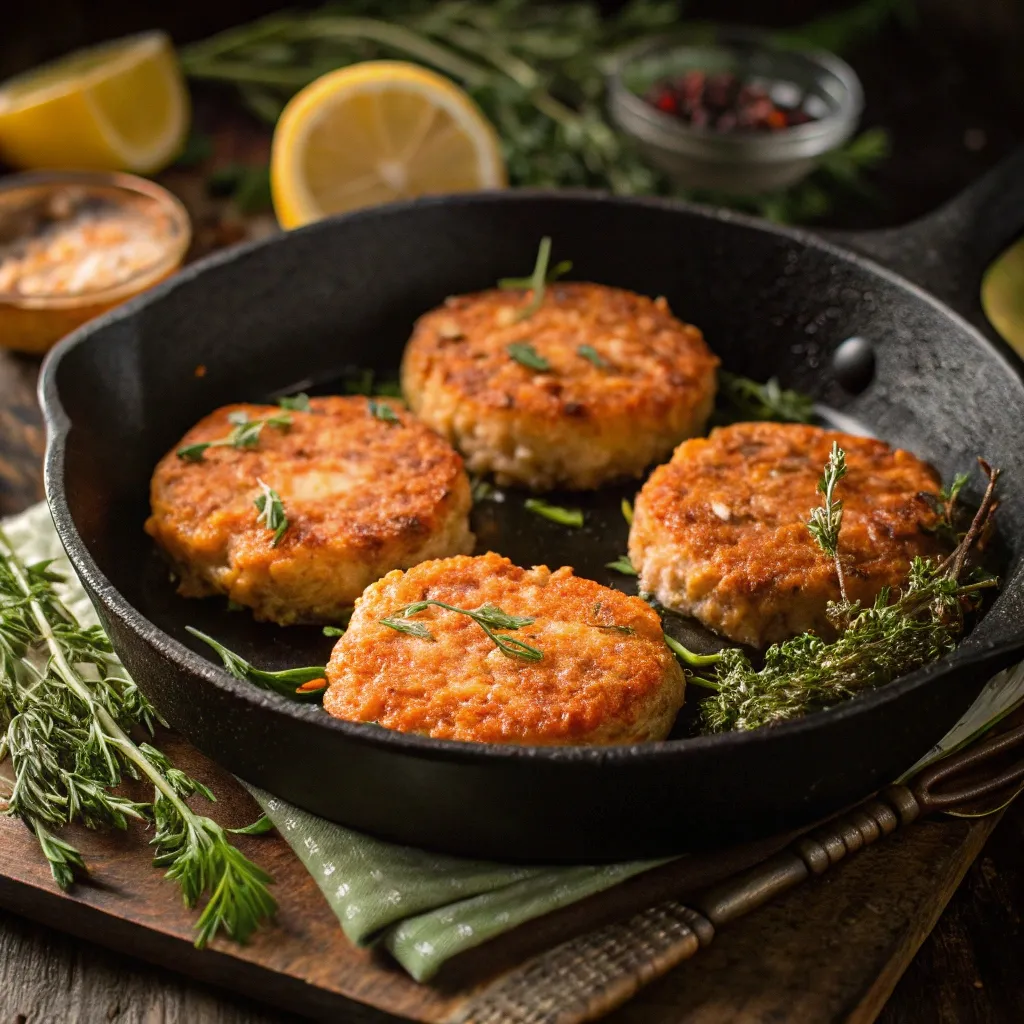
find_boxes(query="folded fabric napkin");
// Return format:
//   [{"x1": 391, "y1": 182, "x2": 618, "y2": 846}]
[{"x1": 6, "y1": 502, "x2": 1024, "y2": 981}]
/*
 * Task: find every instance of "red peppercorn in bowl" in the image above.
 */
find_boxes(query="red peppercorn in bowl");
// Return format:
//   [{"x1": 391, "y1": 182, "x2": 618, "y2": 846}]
[{"x1": 608, "y1": 28, "x2": 862, "y2": 194}]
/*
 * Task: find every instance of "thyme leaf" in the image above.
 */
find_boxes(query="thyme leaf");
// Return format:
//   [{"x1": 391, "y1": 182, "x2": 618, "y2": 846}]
[
  {"x1": 577, "y1": 344, "x2": 608, "y2": 368},
  {"x1": 524, "y1": 498, "x2": 583, "y2": 527},
  {"x1": 507, "y1": 342, "x2": 550, "y2": 371},
  {"x1": 278, "y1": 392, "x2": 311, "y2": 411},
  {"x1": 368, "y1": 398, "x2": 400, "y2": 424},
  {"x1": 621, "y1": 498, "x2": 634, "y2": 526},
  {"x1": 606, "y1": 555, "x2": 638, "y2": 576},
  {"x1": 342, "y1": 368, "x2": 403, "y2": 397},
  {"x1": 381, "y1": 600, "x2": 542, "y2": 661},
  {"x1": 254, "y1": 479, "x2": 288, "y2": 546}
]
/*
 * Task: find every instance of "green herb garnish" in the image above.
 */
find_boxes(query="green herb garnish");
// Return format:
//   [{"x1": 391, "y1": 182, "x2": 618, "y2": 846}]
[
  {"x1": 381, "y1": 601, "x2": 542, "y2": 661},
  {"x1": 606, "y1": 555, "x2": 638, "y2": 576},
  {"x1": 278, "y1": 392, "x2": 311, "y2": 411},
  {"x1": 507, "y1": 342, "x2": 550, "y2": 372},
  {"x1": 471, "y1": 476, "x2": 496, "y2": 502},
  {"x1": 621, "y1": 498, "x2": 634, "y2": 526},
  {"x1": 0, "y1": 532, "x2": 277, "y2": 948},
  {"x1": 368, "y1": 398, "x2": 400, "y2": 424},
  {"x1": 341, "y1": 368, "x2": 403, "y2": 397},
  {"x1": 323, "y1": 626, "x2": 345, "y2": 638},
  {"x1": 186, "y1": 627, "x2": 326, "y2": 702},
  {"x1": 664, "y1": 634, "x2": 724, "y2": 669},
  {"x1": 717, "y1": 372, "x2": 815, "y2": 424},
  {"x1": 177, "y1": 410, "x2": 292, "y2": 462},
  {"x1": 577, "y1": 344, "x2": 608, "y2": 368},
  {"x1": 524, "y1": 498, "x2": 583, "y2": 527},
  {"x1": 254, "y1": 479, "x2": 288, "y2": 546},
  {"x1": 499, "y1": 237, "x2": 570, "y2": 322},
  {"x1": 807, "y1": 442, "x2": 849, "y2": 604},
  {"x1": 699, "y1": 459, "x2": 1001, "y2": 732}
]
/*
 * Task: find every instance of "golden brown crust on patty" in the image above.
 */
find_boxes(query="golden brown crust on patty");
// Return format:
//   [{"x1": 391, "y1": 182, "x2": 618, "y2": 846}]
[
  {"x1": 323, "y1": 552, "x2": 686, "y2": 745},
  {"x1": 629, "y1": 422, "x2": 943, "y2": 647},
  {"x1": 146, "y1": 396, "x2": 473, "y2": 625},
  {"x1": 401, "y1": 283, "x2": 719, "y2": 490}
]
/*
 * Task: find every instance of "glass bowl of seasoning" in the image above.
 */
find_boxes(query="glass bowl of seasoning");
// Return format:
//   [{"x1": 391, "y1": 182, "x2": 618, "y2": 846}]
[
  {"x1": 0, "y1": 171, "x2": 190, "y2": 354},
  {"x1": 607, "y1": 27, "x2": 863, "y2": 194}
]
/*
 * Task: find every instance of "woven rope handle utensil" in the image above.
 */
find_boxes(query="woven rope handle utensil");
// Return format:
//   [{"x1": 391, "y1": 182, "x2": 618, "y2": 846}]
[{"x1": 447, "y1": 722, "x2": 1024, "y2": 1024}]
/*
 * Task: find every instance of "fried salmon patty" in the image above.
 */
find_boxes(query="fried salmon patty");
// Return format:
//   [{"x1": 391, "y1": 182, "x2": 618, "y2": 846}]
[
  {"x1": 323, "y1": 552, "x2": 686, "y2": 745},
  {"x1": 401, "y1": 282, "x2": 719, "y2": 491},
  {"x1": 146, "y1": 396, "x2": 473, "y2": 625},
  {"x1": 629, "y1": 423, "x2": 943, "y2": 648}
]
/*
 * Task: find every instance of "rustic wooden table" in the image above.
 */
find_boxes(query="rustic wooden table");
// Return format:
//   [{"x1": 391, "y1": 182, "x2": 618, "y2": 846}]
[{"x1": 1, "y1": 337, "x2": 1022, "y2": 1022}]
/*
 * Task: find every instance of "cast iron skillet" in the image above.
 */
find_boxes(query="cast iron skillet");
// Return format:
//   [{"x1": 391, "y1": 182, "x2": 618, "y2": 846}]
[{"x1": 40, "y1": 151, "x2": 1024, "y2": 863}]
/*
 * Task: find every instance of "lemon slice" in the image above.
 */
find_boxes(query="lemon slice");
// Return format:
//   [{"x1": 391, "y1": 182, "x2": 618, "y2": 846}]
[
  {"x1": 271, "y1": 61, "x2": 506, "y2": 229},
  {"x1": 0, "y1": 32, "x2": 188, "y2": 174}
]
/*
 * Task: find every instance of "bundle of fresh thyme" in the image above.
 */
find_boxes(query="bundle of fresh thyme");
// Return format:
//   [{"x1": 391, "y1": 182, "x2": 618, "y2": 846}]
[
  {"x1": 692, "y1": 455, "x2": 1000, "y2": 732},
  {"x1": 179, "y1": 0, "x2": 895, "y2": 223},
  {"x1": 0, "y1": 530, "x2": 276, "y2": 947}
]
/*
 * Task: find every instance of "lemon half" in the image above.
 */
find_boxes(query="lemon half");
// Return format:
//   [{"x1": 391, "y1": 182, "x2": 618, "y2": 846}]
[
  {"x1": 271, "y1": 61, "x2": 506, "y2": 229},
  {"x1": 0, "y1": 32, "x2": 189, "y2": 174}
]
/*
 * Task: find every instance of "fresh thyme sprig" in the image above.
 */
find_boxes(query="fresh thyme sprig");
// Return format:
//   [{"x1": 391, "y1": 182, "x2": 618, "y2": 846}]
[
  {"x1": 381, "y1": 601, "x2": 543, "y2": 661},
  {"x1": 186, "y1": 627, "x2": 327, "y2": 701},
  {"x1": 807, "y1": 442, "x2": 850, "y2": 604},
  {"x1": 524, "y1": 498, "x2": 583, "y2": 527},
  {"x1": 499, "y1": 237, "x2": 571, "y2": 322},
  {"x1": 254, "y1": 479, "x2": 288, "y2": 546},
  {"x1": 177, "y1": 410, "x2": 292, "y2": 462},
  {"x1": 0, "y1": 532, "x2": 276, "y2": 946},
  {"x1": 698, "y1": 460, "x2": 1001, "y2": 732},
  {"x1": 716, "y1": 372, "x2": 815, "y2": 425}
]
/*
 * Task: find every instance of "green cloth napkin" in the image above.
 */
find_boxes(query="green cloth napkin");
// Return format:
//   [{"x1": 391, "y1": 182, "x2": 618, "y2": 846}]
[
  {"x1": 247, "y1": 784, "x2": 663, "y2": 980},
  {"x1": 7, "y1": 502, "x2": 1024, "y2": 981}
]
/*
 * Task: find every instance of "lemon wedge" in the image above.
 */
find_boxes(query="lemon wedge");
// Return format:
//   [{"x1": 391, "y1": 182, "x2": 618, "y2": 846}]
[
  {"x1": 0, "y1": 32, "x2": 188, "y2": 174},
  {"x1": 271, "y1": 61, "x2": 506, "y2": 229}
]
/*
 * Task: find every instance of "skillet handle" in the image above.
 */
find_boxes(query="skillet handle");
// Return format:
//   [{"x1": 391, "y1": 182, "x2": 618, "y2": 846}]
[{"x1": 830, "y1": 147, "x2": 1024, "y2": 341}]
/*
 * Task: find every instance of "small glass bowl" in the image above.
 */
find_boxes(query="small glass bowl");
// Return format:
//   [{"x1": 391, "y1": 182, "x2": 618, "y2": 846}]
[
  {"x1": 607, "y1": 27, "x2": 863, "y2": 194},
  {"x1": 0, "y1": 171, "x2": 190, "y2": 355}
]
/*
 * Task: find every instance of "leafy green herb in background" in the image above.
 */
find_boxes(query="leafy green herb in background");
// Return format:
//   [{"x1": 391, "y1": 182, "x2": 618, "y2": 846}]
[{"x1": 180, "y1": 0, "x2": 899, "y2": 224}]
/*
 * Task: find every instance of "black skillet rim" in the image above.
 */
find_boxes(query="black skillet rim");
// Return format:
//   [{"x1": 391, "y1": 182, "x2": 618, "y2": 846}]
[{"x1": 38, "y1": 188, "x2": 1024, "y2": 768}]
